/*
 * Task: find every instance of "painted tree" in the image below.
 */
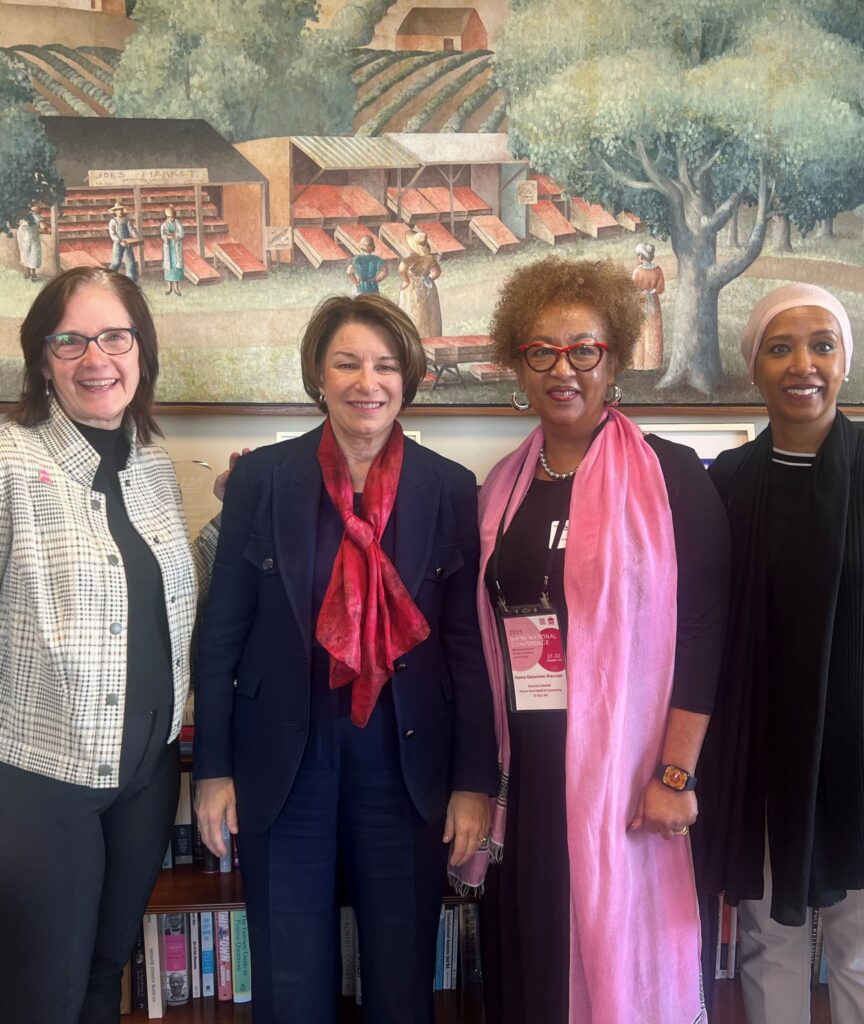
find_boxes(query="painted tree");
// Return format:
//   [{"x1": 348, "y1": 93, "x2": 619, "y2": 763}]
[
  {"x1": 113, "y1": 0, "x2": 355, "y2": 142},
  {"x1": 0, "y1": 52, "x2": 64, "y2": 230},
  {"x1": 495, "y1": 0, "x2": 864, "y2": 392}
]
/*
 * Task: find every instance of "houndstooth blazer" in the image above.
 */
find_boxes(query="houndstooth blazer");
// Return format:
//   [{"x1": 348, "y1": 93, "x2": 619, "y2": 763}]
[{"x1": 0, "y1": 400, "x2": 218, "y2": 788}]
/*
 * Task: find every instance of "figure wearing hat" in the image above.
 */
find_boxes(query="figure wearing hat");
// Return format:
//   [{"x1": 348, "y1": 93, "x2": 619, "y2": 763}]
[
  {"x1": 631, "y1": 242, "x2": 665, "y2": 371},
  {"x1": 397, "y1": 229, "x2": 442, "y2": 339},
  {"x1": 107, "y1": 200, "x2": 139, "y2": 284}
]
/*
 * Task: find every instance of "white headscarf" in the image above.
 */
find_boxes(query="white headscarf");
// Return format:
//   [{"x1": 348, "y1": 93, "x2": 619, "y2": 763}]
[{"x1": 740, "y1": 283, "x2": 853, "y2": 381}]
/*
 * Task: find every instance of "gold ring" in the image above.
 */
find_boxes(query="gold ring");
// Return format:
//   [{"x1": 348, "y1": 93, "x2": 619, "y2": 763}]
[{"x1": 673, "y1": 826, "x2": 689, "y2": 836}]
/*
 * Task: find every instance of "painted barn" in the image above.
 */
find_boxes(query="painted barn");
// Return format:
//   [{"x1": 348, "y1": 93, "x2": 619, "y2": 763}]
[{"x1": 395, "y1": 7, "x2": 488, "y2": 52}]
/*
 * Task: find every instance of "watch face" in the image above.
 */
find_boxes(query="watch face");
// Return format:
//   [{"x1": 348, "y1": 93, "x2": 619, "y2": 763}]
[{"x1": 663, "y1": 766, "x2": 688, "y2": 790}]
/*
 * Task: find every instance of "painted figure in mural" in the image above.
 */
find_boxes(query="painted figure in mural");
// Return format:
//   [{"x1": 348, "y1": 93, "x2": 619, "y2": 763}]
[
  {"x1": 347, "y1": 233, "x2": 387, "y2": 296},
  {"x1": 453, "y1": 257, "x2": 730, "y2": 1024},
  {"x1": 0, "y1": 267, "x2": 240, "y2": 1024},
  {"x1": 697, "y1": 283, "x2": 864, "y2": 1024},
  {"x1": 108, "y1": 200, "x2": 139, "y2": 284},
  {"x1": 160, "y1": 205, "x2": 184, "y2": 297},
  {"x1": 16, "y1": 202, "x2": 45, "y2": 282},
  {"x1": 398, "y1": 230, "x2": 442, "y2": 339},
  {"x1": 194, "y1": 293, "x2": 497, "y2": 1024},
  {"x1": 631, "y1": 242, "x2": 665, "y2": 370}
]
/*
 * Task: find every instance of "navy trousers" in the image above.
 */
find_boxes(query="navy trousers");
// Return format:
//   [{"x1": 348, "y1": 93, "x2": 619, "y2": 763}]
[
  {"x1": 0, "y1": 706, "x2": 178, "y2": 1024},
  {"x1": 238, "y1": 676, "x2": 449, "y2": 1024}
]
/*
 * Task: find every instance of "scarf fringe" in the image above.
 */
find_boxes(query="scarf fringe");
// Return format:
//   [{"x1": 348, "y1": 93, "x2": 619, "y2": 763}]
[{"x1": 446, "y1": 840, "x2": 503, "y2": 897}]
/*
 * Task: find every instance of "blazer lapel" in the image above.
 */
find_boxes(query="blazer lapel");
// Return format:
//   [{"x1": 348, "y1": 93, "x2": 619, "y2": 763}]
[
  {"x1": 394, "y1": 443, "x2": 439, "y2": 598},
  {"x1": 272, "y1": 427, "x2": 323, "y2": 657}
]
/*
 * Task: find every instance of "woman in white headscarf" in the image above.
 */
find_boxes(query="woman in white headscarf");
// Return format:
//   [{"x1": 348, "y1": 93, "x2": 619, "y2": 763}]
[
  {"x1": 697, "y1": 283, "x2": 864, "y2": 1023},
  {"x1": 397, "y1": 230, "x2": 442, "y2": 339}
]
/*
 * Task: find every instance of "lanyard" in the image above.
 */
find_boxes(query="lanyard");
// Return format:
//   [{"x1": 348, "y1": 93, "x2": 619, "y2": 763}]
[{"x1": 492, "y1": 475, "x2": 569, "y2": 612}]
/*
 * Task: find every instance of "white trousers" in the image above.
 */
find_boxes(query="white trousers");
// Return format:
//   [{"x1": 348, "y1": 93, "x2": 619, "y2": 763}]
[{"x1": 737, "y1": 842, "x2": 864, "y2": 1024}]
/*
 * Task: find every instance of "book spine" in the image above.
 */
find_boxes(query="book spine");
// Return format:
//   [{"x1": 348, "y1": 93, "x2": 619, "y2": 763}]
[
  {"x1": 450, "y1": 904, "x2": 459, "y2": 990},
  {"x1": 189, "y1": 912, "x2": 201, "y2": 999},
  {"x1": 160, "y1": 912, "x2": 190, "y2": 1006},
  {"x1": 230, "y1": 910, "x2": 252, "y2": 1003},
  {"x1": 172, "y1": 773, "x2": 194, "y2": 866},
  {"x1": 142, "y1": 914, "x2": 164, "y2": 1019},
  {"x1": 340, "y1": 906, "x2": 356, "y2": 997},
  {"x1": 120, "y1": 960, "x2": 132, "y2": 1015},
  {"x1": 458, "y1": 903, "x2": 482, "y2": 984},
  {"x1": 442, "y1": 905, "x2": 454, "y2": 990},
  {"x1": 434, "y1": 904, "x2": 445, "y2": 991},
  {"x1": 133, "y1": 923, "x2": 148, "y2": 1010},
  {"x1": 216, "y1": 910, "x2": 233, "y2": 1001},
  {"x1": 200, "y1": 911, "x2": 215, "y2": 998},
  {"x1": 161, "y1": 841, "x2": 173, "y2": 870},
  {"x1": 219, "y1": 822, "x2": 232, "y2": 874},
  {"x1": 192, "y1": 807, "x2": 204, "y2": 868}
]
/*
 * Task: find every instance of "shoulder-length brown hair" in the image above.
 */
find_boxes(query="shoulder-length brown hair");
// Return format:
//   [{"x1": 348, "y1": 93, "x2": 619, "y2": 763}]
[
  {"x1": 11, "y1": 267, "x2": 162, "y2": 445},
  {"x1": 300, "y1": 293, "x2": 427, "y2": 411},
  {"x1": 490, "y1": 257, "x2": 644, "y2": 371}
]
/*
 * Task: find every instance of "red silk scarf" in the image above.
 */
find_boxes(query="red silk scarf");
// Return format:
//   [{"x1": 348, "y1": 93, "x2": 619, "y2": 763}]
[{"x1": 315, "y1": 418, "x2": 430, "y2": 727}]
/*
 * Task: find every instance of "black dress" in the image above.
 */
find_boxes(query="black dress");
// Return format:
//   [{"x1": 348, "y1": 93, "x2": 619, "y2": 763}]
[{"x1": 480, "y1": 436, "x2": 730, "y2": 1024}]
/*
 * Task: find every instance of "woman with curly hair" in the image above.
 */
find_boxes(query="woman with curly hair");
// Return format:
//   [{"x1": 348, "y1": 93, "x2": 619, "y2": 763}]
[{"x1": 453, "y1": 257, "x2": 730, "y2": 1024}]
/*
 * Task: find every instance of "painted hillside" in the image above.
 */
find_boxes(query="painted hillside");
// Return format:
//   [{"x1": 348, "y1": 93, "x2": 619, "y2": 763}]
[{"x1": 4, "y1": 44, "x2": 505, "y2": 135}]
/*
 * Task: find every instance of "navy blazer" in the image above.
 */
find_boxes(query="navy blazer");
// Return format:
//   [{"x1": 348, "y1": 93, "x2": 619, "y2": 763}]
[{"x1": 193, "y1": 424, "x2": 498, "y2": 835}]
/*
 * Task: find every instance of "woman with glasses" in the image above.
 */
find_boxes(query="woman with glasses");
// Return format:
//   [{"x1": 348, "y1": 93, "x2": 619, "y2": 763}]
[
  {"x1": 452, "y1": 258, "x2": 730, "y2": 1024},
  {"x1": 0, "y1": 267, "x2": 232, "y2": 1024}
]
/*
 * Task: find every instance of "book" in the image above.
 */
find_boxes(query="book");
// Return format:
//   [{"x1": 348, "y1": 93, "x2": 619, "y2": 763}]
[
  {"x1": 340, "y1": 906, "x2": 357, "y2": 997},
  {"x1": 200, "y1": 911, "x2": 216, "y2": 998},
  {"x1": 172, "y1": 773, "x2": 194, "y2": 866},
  {"x1": 161, "y1": 842, "x2": 173, "y2": 870},
  {"x1": 443, "y1": 904, "x2": 454, "y2": 990},
  {"x1": 450, "y1": 905, "x2": 459, "y2": 991},
  {"x1": 160, "y1": 912, "x2": 191, "y2": 1006},
  {"x1": 192, "y1": 807, "x2": 204, "y2": 867},
  {"x1": 142, "y1": 914, "x2": 164, "y2": 1019},
  {"x1": 458, "y1": 903, "x2": 482, "y2": 985},
  {"x1": 189, "y1": 912, "x2": 201, "y2": 998},
  {"x1": 216, "y1": 910, "x2": 233, "y2": 1001},
  {"x1": 230, "y1": 910, "x2": 252, "y2": 1003},
  {"x1": 132, "y1": 923, "x2": 148, "y2": 1010},
  {"x1": 434, "y1": 904, "x2": 446, "y2": 990},
  {"x1": 219, "y1": 822, "x2": 232, "y2": 874}
]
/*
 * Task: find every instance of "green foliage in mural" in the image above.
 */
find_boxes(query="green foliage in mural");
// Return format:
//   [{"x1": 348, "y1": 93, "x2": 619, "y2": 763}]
[
  {"x1": 113, "y1": 0, "x2": 355, "y2": 142},
  {"x1": 496, "y1": 0, "x2": 864, "y2": 391},
  {"x1": 0, "y1": 52, "x2": 64, "y2": 229}
]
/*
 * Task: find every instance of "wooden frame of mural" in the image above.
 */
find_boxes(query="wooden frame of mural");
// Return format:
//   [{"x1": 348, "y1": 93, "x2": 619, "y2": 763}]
[{"x1": 2, "y1": 2, "x2": 862, "y2": 416}]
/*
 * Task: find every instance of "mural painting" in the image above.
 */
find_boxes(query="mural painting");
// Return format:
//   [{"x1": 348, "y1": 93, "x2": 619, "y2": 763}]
[{"x1": 0, "y1": 0, "x2": 862, "y2": 410}]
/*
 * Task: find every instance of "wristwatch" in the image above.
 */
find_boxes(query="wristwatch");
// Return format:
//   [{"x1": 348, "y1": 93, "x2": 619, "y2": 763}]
[{"x1": 655, "y1": 763, "x2": 697, "y2": 791}]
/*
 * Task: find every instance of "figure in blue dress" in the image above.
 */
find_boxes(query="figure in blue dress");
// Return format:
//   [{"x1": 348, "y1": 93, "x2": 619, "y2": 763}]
[
  {"x1": 346, "y1": 234, "x2": 387, "y2": 295},
  {"x1": 160, "y1": 205, "x2": 185, "y2": 296}
]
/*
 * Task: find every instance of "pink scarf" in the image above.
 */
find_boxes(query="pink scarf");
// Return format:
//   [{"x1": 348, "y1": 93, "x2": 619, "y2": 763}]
[
  {"x1": 454, "y1": 410, "x2": 705, "y2": 1024},
  {"x1": 315, "y1": 419, "x2": 430, "y2": 727}
]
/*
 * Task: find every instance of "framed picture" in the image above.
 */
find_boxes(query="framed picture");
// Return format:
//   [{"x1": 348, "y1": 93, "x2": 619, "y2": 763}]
[
  {"x1": 2, "y1": 3, "x2": 862, "y2": 414},
  {"x1": 638, "y1": 422, "x2": 757, "y2": 466}
]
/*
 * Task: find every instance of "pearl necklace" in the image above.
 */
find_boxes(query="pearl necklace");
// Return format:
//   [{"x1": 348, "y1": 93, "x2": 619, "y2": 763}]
[{"x1": 539, "y1": 447, "x2": 578, "y2": 481}]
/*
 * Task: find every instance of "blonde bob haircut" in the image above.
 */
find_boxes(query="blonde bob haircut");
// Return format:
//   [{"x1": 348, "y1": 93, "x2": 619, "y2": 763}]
[{"x1": 300, "y1": 293, "x2": 427, "y2": 411}]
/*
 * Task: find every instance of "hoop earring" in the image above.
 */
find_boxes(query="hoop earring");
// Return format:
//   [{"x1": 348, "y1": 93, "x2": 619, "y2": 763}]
[
  {"x1": 511, "y1": 389, "x2": 530, "y2": 412},
  {"x1": 44, "y1": 378, "x2": 52, "y2": 398},
  {"x1": 606, "y1": 383, "x2": 623, "y2": 406}
]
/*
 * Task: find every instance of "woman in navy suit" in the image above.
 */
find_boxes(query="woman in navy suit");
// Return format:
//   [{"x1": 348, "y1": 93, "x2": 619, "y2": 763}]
[{"x1": 194, "y1": 294, "x2": 498, "y2": 1024}]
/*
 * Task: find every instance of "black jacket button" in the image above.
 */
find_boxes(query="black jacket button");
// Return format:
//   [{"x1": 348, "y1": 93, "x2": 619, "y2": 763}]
[
  {"x1": 403, "y1": 728, "x2": 415, "y2": 738},
  {"x1": 435, "y1": 566, "x2": 444, "y2": 579}
]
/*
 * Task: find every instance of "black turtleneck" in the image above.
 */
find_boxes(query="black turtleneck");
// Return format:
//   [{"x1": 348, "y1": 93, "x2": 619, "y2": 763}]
[{"x1": 75, "y1": 421, "x2": 174, "y2": 716}]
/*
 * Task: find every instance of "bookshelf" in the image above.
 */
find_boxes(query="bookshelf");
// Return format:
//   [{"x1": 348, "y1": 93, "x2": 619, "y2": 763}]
[{"x1": 135, "y1": 866, "x2": 483, "y2": 1023}]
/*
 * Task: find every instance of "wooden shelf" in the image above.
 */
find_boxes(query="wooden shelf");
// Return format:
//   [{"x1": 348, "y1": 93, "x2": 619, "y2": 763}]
[
  {"x1": 128, "y1": 989, "x2": 483, "y2": 1023},
  {"x1": 146, "y1": 867, "x2": 244, "y2": 914}
]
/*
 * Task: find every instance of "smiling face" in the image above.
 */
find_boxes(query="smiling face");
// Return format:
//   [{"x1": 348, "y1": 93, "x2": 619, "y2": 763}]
[
  {"x1": 754, "y1": 304, "x2": 844, "y2": 440},
  {"x1": 519, "y1": 302, "x2": 617, "y2": 444},
  {"x1": 320, "y1": 321, "x2": 404, "y2": 452},
  {"x1": 42, "y1": 282, "x2": 141, "y2": 430}
]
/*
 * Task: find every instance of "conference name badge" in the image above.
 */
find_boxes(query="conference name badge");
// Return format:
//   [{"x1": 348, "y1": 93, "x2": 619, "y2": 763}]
[{"x1": 496, "y1": 604, "x2": 567, "y2": 713}]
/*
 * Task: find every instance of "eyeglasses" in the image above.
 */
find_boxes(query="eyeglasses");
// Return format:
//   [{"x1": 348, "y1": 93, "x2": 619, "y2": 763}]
[
  {"x1": 44, "y1": 327, "x2": 139, "y2": 360},
  {"x1": 517, "y1": 338, "x2": 608, "y2": 373}
]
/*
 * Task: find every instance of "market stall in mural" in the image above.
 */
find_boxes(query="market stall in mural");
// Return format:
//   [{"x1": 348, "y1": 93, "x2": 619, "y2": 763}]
[{"x1": 1, "y1": 0, "x2": 862, "y2": 410}]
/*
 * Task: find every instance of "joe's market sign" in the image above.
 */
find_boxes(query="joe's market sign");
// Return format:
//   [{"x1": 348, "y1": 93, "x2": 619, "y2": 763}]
[{"x1": 88, "y1": 168, "x2": 210, "y2": 187}]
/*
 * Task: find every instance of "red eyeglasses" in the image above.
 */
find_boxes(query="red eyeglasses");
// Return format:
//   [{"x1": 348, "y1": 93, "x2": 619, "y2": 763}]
[{"x1": 517, "y1": 338, "x2": 608, "y2": 373}]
